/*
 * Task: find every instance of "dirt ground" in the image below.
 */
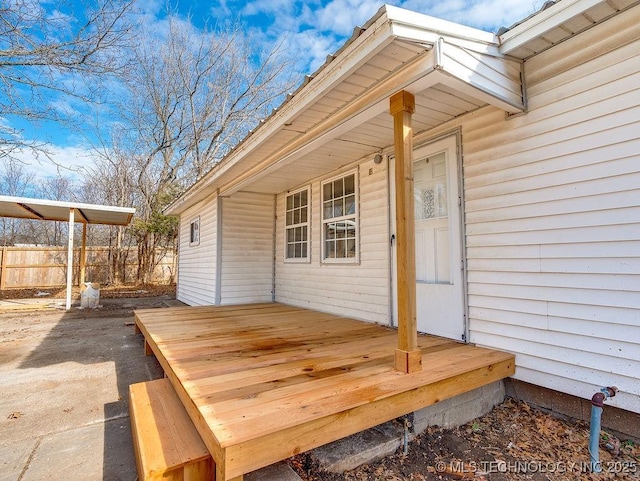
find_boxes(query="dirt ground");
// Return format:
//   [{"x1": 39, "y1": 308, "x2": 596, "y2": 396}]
[
  {"x1": 0, "y1": 283, "x2": 176, "y2": 301},
  {"x1": 289, "y1": 399, "x2": 639, "y2": 481}
]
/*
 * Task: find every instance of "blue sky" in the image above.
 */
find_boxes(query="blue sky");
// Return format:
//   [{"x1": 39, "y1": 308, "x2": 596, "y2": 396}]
[{"x1": 6, "y1": 0, "x2": 542, "y2": 180}]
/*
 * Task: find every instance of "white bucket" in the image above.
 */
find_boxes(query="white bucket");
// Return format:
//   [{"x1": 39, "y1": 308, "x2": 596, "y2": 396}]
[{"x1": 80, "y1": 282, "x2": 100, "y2": 309}]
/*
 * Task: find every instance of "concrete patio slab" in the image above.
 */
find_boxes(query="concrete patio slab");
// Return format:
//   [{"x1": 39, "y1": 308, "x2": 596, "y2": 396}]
[{"x1": 0, "y1": 298, "x2": 165, "y2": 481}]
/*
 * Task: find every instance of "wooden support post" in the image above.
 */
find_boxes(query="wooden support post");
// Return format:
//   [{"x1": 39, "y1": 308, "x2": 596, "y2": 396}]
[
  {"x1": 66, "y1": 208, "x2": 75, "y2": 311},
  {"x1": 390, "y1": 90, "x2": 422, "y2": 374},
  {"x1": 0, "y1": 246, "x2": 7, "y2": 290},
  {"x1": 144, "y1": 340, "x2": 153, "y2": 357},
  {"x1": 216, "y1": 460, "x2": 244, "y2": 481},
  {"x1": 79, "y1": 222, "x2": 87, "y2": 286}
]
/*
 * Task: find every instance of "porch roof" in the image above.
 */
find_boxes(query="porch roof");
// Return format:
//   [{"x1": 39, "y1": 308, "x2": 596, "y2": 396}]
[
  {"x1": 166, "y1": 4, "x2": 525, "y2": 215},
  {"x1": 166, "y1": 0, "x2": 631, "y2": 215}
]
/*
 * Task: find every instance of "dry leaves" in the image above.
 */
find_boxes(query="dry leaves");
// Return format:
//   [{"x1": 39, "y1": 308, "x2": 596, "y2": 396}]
[{"x1": 289, "y1": 399, "x2": 639, "y2": 481}]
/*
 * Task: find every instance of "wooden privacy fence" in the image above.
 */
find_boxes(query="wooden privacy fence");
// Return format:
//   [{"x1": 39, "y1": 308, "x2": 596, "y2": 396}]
[{"x1": 0, "y1": 246, "x2": 176, "y2": 289}]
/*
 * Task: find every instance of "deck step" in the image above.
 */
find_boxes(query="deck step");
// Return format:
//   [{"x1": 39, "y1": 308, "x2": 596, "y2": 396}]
[{"x1": 129, "y1": 378, "x2": 214, "y2": 481}]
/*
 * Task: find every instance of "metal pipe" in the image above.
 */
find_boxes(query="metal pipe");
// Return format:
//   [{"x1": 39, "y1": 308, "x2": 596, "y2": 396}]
[
  {"x1": 403, "y1": 421, "x2": 409, "y2": 455},
  {"x1": 589, "y1": 386, "x2": 618, "y2": 472},
  {"x1": 402, "y1": 414, "x2": 413, "y2": 455}
]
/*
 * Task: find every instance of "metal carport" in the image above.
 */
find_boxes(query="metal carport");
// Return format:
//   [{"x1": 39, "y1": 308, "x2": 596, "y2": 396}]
[{"x1": 0, "y1": 195, "x2": 135, "y2": 309}]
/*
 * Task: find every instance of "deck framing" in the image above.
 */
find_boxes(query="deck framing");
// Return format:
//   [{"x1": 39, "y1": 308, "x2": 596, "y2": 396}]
[{"x1": 134, "y1": 303, "x2": 514, "y2": 481}]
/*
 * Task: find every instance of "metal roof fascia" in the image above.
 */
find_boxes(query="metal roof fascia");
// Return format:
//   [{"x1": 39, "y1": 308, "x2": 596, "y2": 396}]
[
  {"x1": 498, "y1": 0, "x2": 603, "y2": 54},
  {"x1": 384, "y1": 4, "x2": 498, "y2": 46}
]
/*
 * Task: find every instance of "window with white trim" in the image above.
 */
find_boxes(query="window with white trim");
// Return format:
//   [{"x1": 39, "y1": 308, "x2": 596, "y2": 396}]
[
  {"x1": 284, "y1": 187, "x2": 310, "y2": 261},
  {"x1": 189, "y1": 216, "x2": 200, "y2": 246},
  {"x1": 322, "y1": 171, "x2": 358, "y2": 262}
]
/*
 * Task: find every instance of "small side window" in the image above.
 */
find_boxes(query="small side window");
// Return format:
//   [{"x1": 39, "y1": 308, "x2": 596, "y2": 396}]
[{"x1": 189, "y1": 217, "x2": 200, "y2": 246}]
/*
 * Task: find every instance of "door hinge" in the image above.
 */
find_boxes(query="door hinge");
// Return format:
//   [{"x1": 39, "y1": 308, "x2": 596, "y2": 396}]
[
  {"x1": 390, "y1": 234, "x2": 395, "y2": 246},
  {"x1": 461, "y1": 333, "x2": 467, "y2": 342},
  {"x1": 461, "y1": 259, "x2": 464, "y2": 270}
]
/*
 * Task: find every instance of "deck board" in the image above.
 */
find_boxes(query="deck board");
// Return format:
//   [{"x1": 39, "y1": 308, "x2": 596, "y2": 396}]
[{"x1": 134, "y1": 302, "x2": 515, "y2": 481}]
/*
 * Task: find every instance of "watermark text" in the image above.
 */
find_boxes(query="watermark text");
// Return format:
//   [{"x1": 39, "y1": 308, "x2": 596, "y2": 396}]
[{"x1": 434, "y1": 459, "x2": 638, "y2": 475}]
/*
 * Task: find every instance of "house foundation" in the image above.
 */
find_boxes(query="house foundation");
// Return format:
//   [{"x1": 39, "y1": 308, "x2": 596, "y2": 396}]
[
  {"x1": 505, "y1": 379, "x2": 640, "y2": 443},
  {"x1": 412, "y1": 380, "x2": 506, "y2": 433}
]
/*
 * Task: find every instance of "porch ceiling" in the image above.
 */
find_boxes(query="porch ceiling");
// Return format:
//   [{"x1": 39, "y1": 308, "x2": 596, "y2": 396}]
[
  {"x1": 244, "y1": 81, "x2": 488, "y2": 195},
  {"x1": 221, "y1": 35, "x2": 523, "y2": 196}
]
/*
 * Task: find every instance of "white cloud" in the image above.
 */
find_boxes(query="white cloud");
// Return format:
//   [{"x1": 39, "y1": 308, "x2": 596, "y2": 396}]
[
  {"x1": 241, "y1": 0, "x2": 302, "y2": 17},
  {"x1": 290, "y1": 29, "x2": 342, "y2": 73},
  {"x1": 313, "y1": 0, "x2": 381, "y2": 36},
  {"x1": 10, "y1": 143, "x2": 98, "y2": 180},
  {"x1": 397, "y1": 0, "x2": 541, "y2": 32},
  {"x1": 209, "y1": 0, "x2": 232, "y2": 20},
  {"x1": 47, "y1": 99, "x2": 82, "y2": 117}
]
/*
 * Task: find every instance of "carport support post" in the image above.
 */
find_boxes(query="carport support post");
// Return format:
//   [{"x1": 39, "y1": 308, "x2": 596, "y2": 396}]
[
  {"x1": 79, "y1": 222, "x2": 87, "y2": 286},
  {"x1": 66, "y1": 208, "x2": 75, "y2": 310},
  {"x1": 390, "y1": 90, "x2": 422, "y2": 374}
]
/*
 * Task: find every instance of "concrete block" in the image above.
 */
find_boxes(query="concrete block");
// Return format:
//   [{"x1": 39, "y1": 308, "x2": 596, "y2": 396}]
[
  {"x1": 413, "y1": 381, "x2": 505, "y2": 433},
  {"x1": 311, "y1": 421, "x2": 404, "y2": 473},
  {"x1": 245, "y1": 462, "x2": 302, "y2": 481},
  {"x1": 483, "y1": 380, "x2": 506, "y2": 410}
]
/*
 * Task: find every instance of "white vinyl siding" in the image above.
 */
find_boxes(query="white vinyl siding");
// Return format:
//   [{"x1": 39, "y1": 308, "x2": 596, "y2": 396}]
[
  {"x1": 177, "y1": 198, "x2": 217, "y2": 306},
  {"x1": 458, "y1": 17, "x2": 640, "y2": 414},
  {"x1": 220, "y1": 192, "x2": 274, "y2": 304},
  {"x1": 275, "y1": 160, "x2": 389, "y2": 323}
]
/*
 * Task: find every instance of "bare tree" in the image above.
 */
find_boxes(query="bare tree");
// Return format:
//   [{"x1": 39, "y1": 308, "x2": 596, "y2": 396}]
[
  {"x1": 0, "y1": 0, "x2": 136, "y2": 159},
  {"x1": 81, "y1": 148, "x2": 139, "y2": 284},
  {"x1": 97, "y1": 14, "x2": 295, "y2": 283},
  {"x1": 28, "y1": 175, "x2": 77, "y2": 246},
  {"x1": 0, "y1": 158, "x2": 36, "y2": 245}
]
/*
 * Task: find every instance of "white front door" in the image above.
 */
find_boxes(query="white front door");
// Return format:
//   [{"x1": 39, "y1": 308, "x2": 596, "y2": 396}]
[{"x1": 391, "y1": 134, "x2": 466, "y2": 341}]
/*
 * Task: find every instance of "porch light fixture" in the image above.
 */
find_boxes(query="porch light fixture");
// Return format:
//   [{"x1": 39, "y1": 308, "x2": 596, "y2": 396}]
[{"x1": 374, "y1": 153, "x2": 384, "y2": 164}]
